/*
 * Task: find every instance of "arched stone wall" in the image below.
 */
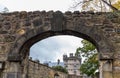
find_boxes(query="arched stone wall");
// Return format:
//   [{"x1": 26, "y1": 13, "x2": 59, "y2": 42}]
[
  {"x1": 4, "y1": 11, "x2": 115, "y2": 60},
  {"x1": 0, "y1": 11, "x2": 120, "y2": 78}
]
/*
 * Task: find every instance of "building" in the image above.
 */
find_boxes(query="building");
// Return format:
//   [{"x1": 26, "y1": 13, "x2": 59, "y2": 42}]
[
  {"x1": 63, "y1": 53, "x2": 82, "y2": 76},
  {"x1": 43, "y1": 59, "x2": 64, "y2": 67}
]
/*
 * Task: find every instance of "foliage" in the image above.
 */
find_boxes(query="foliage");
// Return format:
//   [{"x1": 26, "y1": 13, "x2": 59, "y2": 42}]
[
  {"x1": 2, "y1": 7, "x2": 9, "y2": 13},
  {"x1": 0, "y1": 5, "x2": 9, "y2": 13},
  {"x1": 112, "y1": 0, "x2": 120, "y2": 10},
  {"x1": 75, "y1": 40, "x2": 96, "y2": 58},
  {"x1": 75, "y1": 40, "x2": 99, "y2": 76},
  {"x1": 81, "y1": 0, "x2": 105, "y2": 12},
  {"x1": 72, "y1": 0, "x2": 119, "y2": 12},
  {"x1": 80, "y1": 53, "x2": 99, "y2": 76},
  {"x1": 52, "y1": 66, "x2": 68, "y2": 74}
]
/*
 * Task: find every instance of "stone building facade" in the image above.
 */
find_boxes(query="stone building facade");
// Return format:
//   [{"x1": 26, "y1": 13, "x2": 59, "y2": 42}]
[
  {"x1": 63, "y1": 53, "x2": 81, "y2": 76},
  {"x1": 0, "y1": 11, "x2": 120, "y2": 78}
]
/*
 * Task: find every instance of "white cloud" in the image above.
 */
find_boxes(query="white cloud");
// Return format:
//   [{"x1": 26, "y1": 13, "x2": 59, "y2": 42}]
[{"x1": 0, "y1": 0, "x2": 73, "y2": 12}]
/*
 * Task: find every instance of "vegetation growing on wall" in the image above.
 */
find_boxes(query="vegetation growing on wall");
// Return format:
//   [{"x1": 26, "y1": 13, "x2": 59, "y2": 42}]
[{"x1": 52, "y1": 66, "x2": 68, "y2": 74}]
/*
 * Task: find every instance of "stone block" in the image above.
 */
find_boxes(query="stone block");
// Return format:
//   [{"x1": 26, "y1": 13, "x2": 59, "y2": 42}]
[{"x1": 100, "y1": 53, "x2": 113, "y2": 60}]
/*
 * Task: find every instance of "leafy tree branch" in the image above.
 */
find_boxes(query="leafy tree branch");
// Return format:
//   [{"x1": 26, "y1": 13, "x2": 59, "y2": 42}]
[{"x1": 75, "y1": 40, "x2": 99, "y2": 77}]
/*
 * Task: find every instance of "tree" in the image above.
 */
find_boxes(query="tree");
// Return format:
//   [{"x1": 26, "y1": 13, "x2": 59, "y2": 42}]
[
  {"x1": 75, "y1": 40, "x2": 99, "y2": 77},
  {"x1": 80, "y1": 53, "x2": 99, "y2": 77},
  {"x1": 0, "y1": 5, "x2": 9, "y2": 13},
  {"x1": 52, "y1": 66, "x2": 68, "y2": 74},
  {"x1": 112, "y1": 0, "x2": 120, "y2": 10},
  {"x1": 72, "y1": 0, "x2": 119, "y2": 12},
  {"x1": 2, "y1": 7, "x2": 9, "y2": 13},
  {"x1": 75, "y1": 40, "x2": 96, "y2": 58}
]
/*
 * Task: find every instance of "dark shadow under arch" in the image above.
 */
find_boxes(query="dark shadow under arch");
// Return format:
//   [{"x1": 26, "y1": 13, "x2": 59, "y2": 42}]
[{"x1": 19, "y1": 30, "x2": 99, "y2": 59}]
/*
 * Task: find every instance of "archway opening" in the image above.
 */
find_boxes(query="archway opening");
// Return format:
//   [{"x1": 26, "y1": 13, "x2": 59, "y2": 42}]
[
  {"x1": 29, "y1": 35, "x2": 83, "y2": 63},
  {"x1": 27, "y1": 36, "x2": 99, "y2": 78},
  {"x1": 18, "y1": 30, "x2": 100, "y2": 78}
]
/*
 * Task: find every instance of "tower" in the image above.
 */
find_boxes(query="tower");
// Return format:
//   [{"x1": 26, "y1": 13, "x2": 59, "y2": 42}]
[
  {"x1": 63, "y1": 53, "x2": 82, "y2": 76},
  {"x1": 63, "y1": 54, "x2": 68, "y2": 61}
]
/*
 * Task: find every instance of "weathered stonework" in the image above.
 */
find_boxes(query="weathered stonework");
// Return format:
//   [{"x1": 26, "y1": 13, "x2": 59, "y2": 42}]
[
  {"x1": 0, "y1": 11, "x2": 120, "y2": 78},
  {"x1": 28, "y1": 60, "x2": 68, "y2": 78}
]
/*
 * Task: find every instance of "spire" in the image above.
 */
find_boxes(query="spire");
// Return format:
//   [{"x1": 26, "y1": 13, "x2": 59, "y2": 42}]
[{"x1": 57, "y1": 59, "x2": 60, "y2": 65}]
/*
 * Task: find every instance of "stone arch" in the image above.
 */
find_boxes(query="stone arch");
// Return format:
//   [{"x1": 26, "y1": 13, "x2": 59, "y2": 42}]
[
  {"x1": 7, "y1": 28, "x2": 114, "y2": 78},
  {"x1": 8, "y1": 27, "x2": 114, "y2": 61},
  {"x1": 1, "y1": 11, "x2": 119, "y2": 78},
  {"x1": 3, "y1": 11, "x2": 114, "y2": 61}
]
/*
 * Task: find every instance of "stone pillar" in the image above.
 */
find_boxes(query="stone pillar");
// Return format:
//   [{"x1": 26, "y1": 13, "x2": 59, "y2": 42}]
[
  {"x1": 113, "y1": 53, "x2": 120, "y2": 78},
  {"x1": 99, "y1": 61, "x2": 103, "y2": 78},
  {"x1": 113, "y1": 59, "x2": 120, "y2": 78},
  {"x1": 3, "y1": 53, "x2": 23, "y2": 78},
  {"x1": 2, "y1": 62, "x2": 21, "y2": 78},
  {"x1": 99, "y1": 60, "x2": 113, "y2": 78}
]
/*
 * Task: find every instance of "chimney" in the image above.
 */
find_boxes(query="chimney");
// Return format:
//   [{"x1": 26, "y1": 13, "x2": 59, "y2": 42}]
[
  {"x1": 63, "y1": 54, "x2": 67, "y2": 61},
  {"x1": 29, "y1": 57, "x2": 32, "y2": 60},
  {"x1": 57, "y1": 59, "x2": 60, "y2": 65},
  {"x1": 70, "y1": 53, "x2": 73, "y2": 57}
]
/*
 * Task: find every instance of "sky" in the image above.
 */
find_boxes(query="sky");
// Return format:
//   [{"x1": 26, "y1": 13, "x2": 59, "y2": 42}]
[
  {"x1": 0, "y1": 0, "x2": 83, "y2": 63},
  {"x1": 0, "y1": 0, "x2": 81, "y2": 12},
  {"x1": 30, "y1": 35, "x2": 83, "y2": 63}
]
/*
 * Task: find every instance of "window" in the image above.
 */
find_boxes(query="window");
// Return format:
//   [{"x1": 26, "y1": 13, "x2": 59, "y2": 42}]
[
  {"x1": 74, "y1": 65, "x2": 76, "y2": 67},
  {"x1": 64, "y1": 60, "x2": 68, "y2": 62},
  {"x1": 74, "y1": 70, "x2": 76, "y2": 74},
  {"x1": 65, "y1": 65, "x2": 68, "y2": 68}
]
